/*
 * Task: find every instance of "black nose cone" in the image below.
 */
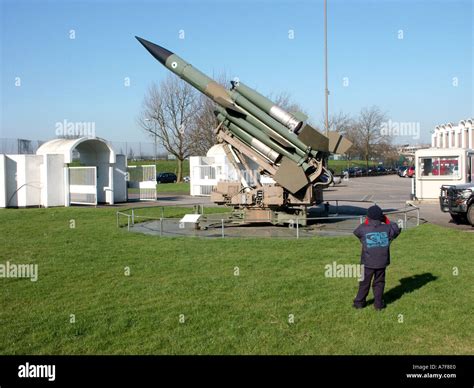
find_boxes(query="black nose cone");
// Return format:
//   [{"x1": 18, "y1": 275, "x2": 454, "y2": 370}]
[{"x1": 135, "y1": 36, "x2": 173, "y2": 66}]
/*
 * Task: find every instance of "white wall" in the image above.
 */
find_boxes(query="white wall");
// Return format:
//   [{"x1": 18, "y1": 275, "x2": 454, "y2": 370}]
[
  {"x1": 113, "y1": 154, "x2": 127, "y2": 203},
  {"x1": 3, "y1": 155, "x2": 42, "y2": 207},
  {"x1": 190, "y1": 151, "x2": 274, "y2": 197},
  {"x1": 41, "y1": 154, "x2": 65, "y2": 207},
  {"x1": 0, "y1": 155, "x2": 6, "y2": 208},
  {"x1": 190, "y1": 156, "x2": 216, "y2": 196}
]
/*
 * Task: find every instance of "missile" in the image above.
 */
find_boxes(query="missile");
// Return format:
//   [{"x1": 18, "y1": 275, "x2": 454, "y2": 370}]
[
  {"x1": 227, "y1": 88, "x2": 314, "y2": 155},
  {"x1": 215, "y1": 113, "x2": 279, "y2": 162},
  {"x1": 136, "y1": 37, "x2": 352, "y2": 193},
  {"x1": 231, "y1": 81, "x2": 303, "y2": 132},
  {"x1": 215, "y1": 107, "x2": 310, "y2": 170},
  {"x1": 135, "y1": 37, "x2": 330, "y2": 154},
  {"x1": 135, "y1": 36, "x2": 241, "y2": 113}
]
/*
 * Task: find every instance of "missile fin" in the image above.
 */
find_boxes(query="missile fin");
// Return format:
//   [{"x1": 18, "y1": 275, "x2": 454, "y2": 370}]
[
  {"x1": 297, "y1": 124, "x2": 329, "y2": 152},
  {"x1": 273, "y1": 157, "x2": 308, "y2": 194},
  {"x1": 328, "y1": 131, "x2": 353, "y2": 154}
]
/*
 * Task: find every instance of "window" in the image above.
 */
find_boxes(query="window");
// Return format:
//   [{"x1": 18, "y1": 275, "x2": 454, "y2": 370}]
[
  {"x1": 419, "y1": 156, "x2": 459, "y2": 177},
  {"x1": 469, "y1": 155, "x2": 474, "y2": 183}
]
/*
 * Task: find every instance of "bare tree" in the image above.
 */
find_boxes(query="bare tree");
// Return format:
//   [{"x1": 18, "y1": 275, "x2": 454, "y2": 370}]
[
  {"x1": 138, "y1": 75, "x2": 201, "y2": 181},
  {"x1": 186, "y1": 95, "x2": 219, "y2": 156},
  {"x1": 355, "y1": 106, "x2": 389, "y2": 170},
  {"x1": 327, "y1": 111, "x2": 354, "y2": 134},
  {"x1": 187, "y1": 73, "x2": 231, "y2": 156}
]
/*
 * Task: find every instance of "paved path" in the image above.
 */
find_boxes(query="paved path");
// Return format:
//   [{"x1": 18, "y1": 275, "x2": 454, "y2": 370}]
[{"x1": 117, "y1": 175, "x2": 473, "y2": 232}]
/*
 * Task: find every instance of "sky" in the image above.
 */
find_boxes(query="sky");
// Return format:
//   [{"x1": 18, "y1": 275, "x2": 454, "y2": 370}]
[{"x1": 0, "y1": 0, "x2": 472, "y2": 145}]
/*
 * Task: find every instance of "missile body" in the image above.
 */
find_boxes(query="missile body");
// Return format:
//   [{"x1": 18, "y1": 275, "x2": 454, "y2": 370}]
[
  {"x1": 215, "y1": 107, "x2": 310, "y2": 170},
  {"x1": 135, "y1": 37, "x2": 318, "y2": 155},
  {"x1": 215, "y1": 113, "x2": 279, "y2": 162},
  {"x1": 231, "y1": 81, "x2": 303, "y2": 133},
  {"x1": 228, "y1": 89, "x2": 314, "y2": 155},
  {"x1": 136, "y1": 36, "x2": 352, "y2": 193},
  {"x1": 136, "y1": 36, "x2": 239, "y2": 112}
]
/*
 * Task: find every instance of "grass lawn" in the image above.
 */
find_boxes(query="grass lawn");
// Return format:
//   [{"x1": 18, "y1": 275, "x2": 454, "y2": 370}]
[
  {"x1": 128, "y1": 182, "x2": 190, "y2": 195},
  {"x1": 0, "y1": 207, "x2": 472, "y2": 355},
  {"x1": 128, "y1": 160, "x2": 190, "y2": 177},
  {"x1": 328, "y1": 160, "x2": 379, "y2": 175},
  {"x1": 128, "y1": 159, "x2": 380, "y2": 178},
  {"x1": 156, "y1": 182, "x2": 190, "y2": 194}
]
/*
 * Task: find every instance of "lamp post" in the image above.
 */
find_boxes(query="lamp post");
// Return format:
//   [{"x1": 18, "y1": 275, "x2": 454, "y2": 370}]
[{"x1": 324, "y1": 0, "x2": 329, "y2": 136}]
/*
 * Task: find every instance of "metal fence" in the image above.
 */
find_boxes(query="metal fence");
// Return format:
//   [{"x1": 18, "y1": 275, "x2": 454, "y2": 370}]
[
  {"x1": 69, "y1": 166, "x2": 97, "y2": 205},
  {"x1": 0, "y1": 138, "x2": 169, "y2": 161},
  {"x1": 0, "y1": 138, "x2": 45, "y2": 154},
  {"x1": 116, "y1": 203, "x2": 421, "y2": 238}
]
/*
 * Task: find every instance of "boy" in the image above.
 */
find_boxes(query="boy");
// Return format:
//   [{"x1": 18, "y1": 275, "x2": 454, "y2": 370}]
[{"x1": 353, "y1": 205, "x2": 401, "y2": 310}]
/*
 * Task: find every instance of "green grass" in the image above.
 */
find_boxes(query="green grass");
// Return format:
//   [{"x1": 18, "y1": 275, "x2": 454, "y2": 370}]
[
  {"x1": 129, "y1": 158, "x2": 378, "y2": 177},
  {"x1": 128, "y1": 182, "x2": 190, "y2": 195},
  {"x1": 128, "y1": 160, "x2": 190, "y2": 177},
  {"x1": 0, "y1": 207, "x2": 473, "y2": 355},
  {"x1": 156, "y1": 182, "x2": 190, "y2": 194},
  {"x1": 328, "y1": 160, "x2": 379, "y2": 175}
]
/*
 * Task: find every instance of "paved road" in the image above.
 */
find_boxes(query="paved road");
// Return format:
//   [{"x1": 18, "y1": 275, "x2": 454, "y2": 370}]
[
  {"x1": 119, "y1": 175, "x2": 473, "y2": 232},
  {"x1": 324, "y1": 174, "x2": 412, "y2": 209}
]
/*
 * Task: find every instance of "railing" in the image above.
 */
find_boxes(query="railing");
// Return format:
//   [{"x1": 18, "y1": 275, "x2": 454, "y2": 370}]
[{"x1": 116, "y1": 202, "x2": 421, "y2": 239}]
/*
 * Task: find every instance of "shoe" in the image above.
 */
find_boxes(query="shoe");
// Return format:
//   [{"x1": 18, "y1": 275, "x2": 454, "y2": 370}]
[
  {"x1": 374, "y1": 304, "x2": 386, "y2": 311},
  {"x1": 352, "y1": 303, "x2": 366, "y2": 309}
]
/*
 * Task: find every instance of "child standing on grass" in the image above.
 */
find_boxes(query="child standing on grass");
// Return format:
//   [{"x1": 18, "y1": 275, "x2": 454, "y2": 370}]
[{"x1": 353, "y1": 205, "x2": 401, "y2": 310}]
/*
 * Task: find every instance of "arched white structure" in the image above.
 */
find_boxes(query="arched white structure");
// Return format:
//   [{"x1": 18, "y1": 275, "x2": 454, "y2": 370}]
[
  {"x1": 37, "y1": 137, "x2": 116, "y2": 164},
  {"x1": 0, "y1": 137, "x2": 127, "y2": 207}
]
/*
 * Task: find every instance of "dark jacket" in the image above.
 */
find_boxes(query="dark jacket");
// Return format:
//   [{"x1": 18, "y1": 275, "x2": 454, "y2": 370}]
[{"x1": 353, "y1": 218, "x2": 401, "y2": 269}]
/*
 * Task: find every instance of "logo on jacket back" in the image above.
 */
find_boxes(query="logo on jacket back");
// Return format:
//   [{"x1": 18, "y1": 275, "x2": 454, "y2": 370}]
[{"x1": 365, "y1": 232, "x2": 389, "y2": 248}]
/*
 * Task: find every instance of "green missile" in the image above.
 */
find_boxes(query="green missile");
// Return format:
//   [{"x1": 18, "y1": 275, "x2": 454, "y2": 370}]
[
  {"x1": 216, "y1": 113, "x2": 310, "y2": 193},
  {"x1": 215, "y1": 113, "x2": 279, "y2": 162},
  {"x1": 136, "y1": 36, "x2": 241, "y2": 113},
  {"x1": 215, "y1": 107, "x2": 310, "y2": 171},
  {"x1": 136, "y1": 37, "x2": 350, "y2": 157},
  {"x1": 228, "y1": 89, "x2": 314, "y2": 156},
  {"x1": 231, "y1": 81, "x2": 303, "y2": 132},
  {"x1": 231, "y1": 81, "x2": 330, "y2": 152}
]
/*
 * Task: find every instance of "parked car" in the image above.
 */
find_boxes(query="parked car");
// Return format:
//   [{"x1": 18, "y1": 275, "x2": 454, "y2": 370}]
[
  {"x1": 440, "y1": 183, "x2": 474, "y2": 225},
  {"x1": 376, "y1": 166, "x2": 387, "y2": 175},
  {"x1": 345, "y1": 167, "x2": 363, "y2": 177},
  {"x1": 156, "y1": 172, "x2": 177, "y2": 183},
  {"x1": 406, "y1": 166, "x2": 415, "y2": 178},
  {"x1": 367, "y1": 166, "x2": 377, "y2": 175}
]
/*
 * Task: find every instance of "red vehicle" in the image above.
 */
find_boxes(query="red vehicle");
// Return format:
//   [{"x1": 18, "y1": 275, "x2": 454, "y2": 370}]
[{"x1": 406, "y1": 166, "x2": 415, "y2": 178}]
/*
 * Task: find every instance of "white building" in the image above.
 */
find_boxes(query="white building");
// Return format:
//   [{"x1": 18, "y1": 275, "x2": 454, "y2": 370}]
[
  {"x1": 0, "y1": 137, "x2": 127, "y2": 208},
  {"x1": 189, "y1": 144, "x2": 274, "y2": 196},
  {"x1": 415, "y1": 119, "x2": 474, "y2": 200},
  {"x1": 431, "y1": 119, "x2": 473, "y2": 149}
]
